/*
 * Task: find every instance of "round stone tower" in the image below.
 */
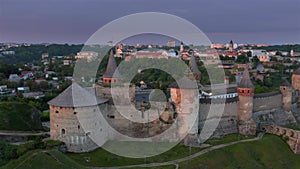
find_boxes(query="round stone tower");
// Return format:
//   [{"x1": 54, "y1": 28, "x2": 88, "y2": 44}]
[
  {"x1": 237, "y1": 68, "x2": 256, "y2": 136},
  {"x1": 280, "y1": 78, "x2": 292, "y2": 111},
  {"x1": 169, "y1": 58, "x2": 200, "y2": 144},
  {"x1": 170, "y1": 77, "x2": 199, "y2": 144},
  {"x1": 48, "y1": 83, "x2": 108, "y2": 152}
]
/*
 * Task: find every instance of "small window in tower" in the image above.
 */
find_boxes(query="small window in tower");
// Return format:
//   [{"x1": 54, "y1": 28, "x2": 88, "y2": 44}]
[
  {"x1": 61, "y1": 129, "x2": 66, "y2": 136},
  {"x1": 74, "y1": 112, "x2": 77, "y2": 115},
  {"x1": 55, "y1": 110, "x2": 59, "y2": 114},
  {"x1": 107, "y1": 115, "x2": 115, "y2": 119},
  {"x1": 248, "y1": 90, "x2": 250, "y2": 93},
  {"x1": 78, "y1": 125, "x2": 80, "y2": 129}
]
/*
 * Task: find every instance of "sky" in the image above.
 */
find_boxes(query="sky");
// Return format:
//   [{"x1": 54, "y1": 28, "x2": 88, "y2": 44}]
[{"x1": 0, "y1": 0, "x2": 300, "y2": 45}]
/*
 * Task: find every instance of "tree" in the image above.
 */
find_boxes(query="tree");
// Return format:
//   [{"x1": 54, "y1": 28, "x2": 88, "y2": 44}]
[
  {"x1": 276, "y1": 51, "x2": 282, "y2": 56},
  {"x1": 236, "y1": 55, "x2": 249, "y2": 64}
]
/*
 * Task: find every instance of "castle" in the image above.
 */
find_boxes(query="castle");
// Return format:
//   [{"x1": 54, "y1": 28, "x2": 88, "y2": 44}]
[{"x1": 48, "y1": 50, "x2": 300, "y2": 153}]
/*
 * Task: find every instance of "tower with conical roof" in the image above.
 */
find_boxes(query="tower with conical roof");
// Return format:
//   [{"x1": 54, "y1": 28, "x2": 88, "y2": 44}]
[
  {"x1": 103, "y1": 50, "x2": 122, "y2": 84},
  {"x1": 189, "y1": 54, "x2": 201, "y2": 81},
  {"x1": 237, "y1": 68, "x2": 256, "y2": 135},
  {"x1": 48, "y1": 83, "x2": 108, "y2": 152}
]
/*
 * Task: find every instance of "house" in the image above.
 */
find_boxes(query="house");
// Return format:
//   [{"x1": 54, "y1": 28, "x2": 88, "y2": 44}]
[
  {"x1": 63, "y1": 60, "x2": 72, "y2": 65},
  {"x1": 23, "y1": 92, "x2": 44, "y2": 99},
  {"x1": 0, "y1": 85, "x2": 10, "y2": 95},
  {"x1": 252, "y1": 50, "x2": 270, "y2": 62},
  {"x1": 17, "y1": 87, "x2": 30, "y2": 93},
  {"x1": 8, "y1": 74, "x2": 20, "y2": 82},
  {"x1": 19, "y1": 71, "x2": 34, "y2": 80},
  {"x1": 75, "y1": 51, "x2": 98, "y2": 61},
  {"x1": 41, "y1": 53, "x2": 49, "y2": 59},
  {"x1": 2, "y1": 51, "x2": 15, "y2": 55},
  {"x1": 0, "y1": 85, "x2": 7, "y2": 92},
  {"x1": 135, "y1": 50, "x2": 168, "y2": 59}
]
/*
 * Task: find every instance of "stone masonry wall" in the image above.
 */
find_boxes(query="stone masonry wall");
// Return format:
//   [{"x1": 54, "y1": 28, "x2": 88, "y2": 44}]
[
  {"x1": 198, "y1": 101, "x2": 238, "y2": 138},
  {"x1": 253, "y1": 93, "x2": 282, "y2": 112}
]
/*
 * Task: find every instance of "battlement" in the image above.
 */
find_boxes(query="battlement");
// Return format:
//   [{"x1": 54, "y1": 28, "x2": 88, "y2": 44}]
[
  {"x1": 199, "y1": 97, "x2": 238, "y2": 104},
  {"x1": 252, "y1": 91, "x2": 283, "y2": 113},
  {"x1": 254, "y1": 91, "x2": 281, "y2": 98}
]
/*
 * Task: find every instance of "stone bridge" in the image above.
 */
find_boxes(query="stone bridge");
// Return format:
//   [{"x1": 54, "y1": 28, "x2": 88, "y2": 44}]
[{"x1": 262, "y1": 125, "x2": 300, "y2": 154}]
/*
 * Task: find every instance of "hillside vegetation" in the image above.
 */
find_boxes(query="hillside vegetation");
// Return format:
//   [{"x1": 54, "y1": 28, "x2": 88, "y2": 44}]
[{"x1": 0, "y1": 102, "x2": 42, "y2": 131}]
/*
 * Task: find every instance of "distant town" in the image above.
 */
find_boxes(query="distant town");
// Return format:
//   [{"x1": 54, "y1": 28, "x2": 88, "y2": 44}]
[{"x1": 0, "y1": 40, "x2": 300, "y2": 168}]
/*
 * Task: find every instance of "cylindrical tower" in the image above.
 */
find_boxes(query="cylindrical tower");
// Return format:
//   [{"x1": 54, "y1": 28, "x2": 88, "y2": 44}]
[
  {"x1": 237, "y1": 68, "x2": 256, "y2": 136},
  {"x1": 280, "y1": 78, "x2": 292, "y2": 111},
  {"x1": 48, "y1": 83, "x2": 108, "y2": 152}
]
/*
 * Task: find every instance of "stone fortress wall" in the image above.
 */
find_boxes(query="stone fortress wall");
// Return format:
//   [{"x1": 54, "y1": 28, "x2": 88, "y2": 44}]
[
  {"x1": 253, "y1": 92, "x2": 282, "y2": 112},
  {"x1": 197, "y1": 89, "x2": 299, "y2": 139},
  {"x1": 198, "y1": 98, "x2": 238, "y2": 138},
  {"x1": 50, "y1": 84, "x2": 300, "y2": 152}
]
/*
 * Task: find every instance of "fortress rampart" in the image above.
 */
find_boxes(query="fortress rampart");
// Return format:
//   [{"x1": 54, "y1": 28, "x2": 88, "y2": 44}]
[
  {"x1": 263, "y1": 125, "x2": 300, "y2": 154},
  {"x1": 199, "y1": 99, "x2": 238, "y2": 138},
  {"x1": 253, "y1": 92, "x2": 282, "y2": 112}
]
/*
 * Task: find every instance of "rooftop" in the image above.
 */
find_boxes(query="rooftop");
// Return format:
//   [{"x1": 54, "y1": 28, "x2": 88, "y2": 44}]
[
  {"x1": 294, "y1": 67, "x2": 300, "y2": 75},
  {"x1": 103, "y1": 50, "x2": 122, "y2": 79},
  {"x1": 238, "y1": 68, "x2": 254, "y2": 88},
  {"x1": 48, "y1": 83, "x2": 108, "y2": 107}
]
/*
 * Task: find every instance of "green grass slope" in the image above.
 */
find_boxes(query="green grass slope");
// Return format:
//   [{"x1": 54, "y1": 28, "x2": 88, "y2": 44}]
[
  {"x1": 67, "y1": 143, "x2": 205, "y2": 167},
  {"x1": 1, "y1": 150, "x2": 86, "y2": 169},
  {"x1": 2, "y1": 134, "x2": 300, "y2": 169},
  {"x1": 0, "y1": 102, "x2": 42, "y2": 131},
  {"x1": 179, "y1": 134, "x2": 300, "y2": 169}
]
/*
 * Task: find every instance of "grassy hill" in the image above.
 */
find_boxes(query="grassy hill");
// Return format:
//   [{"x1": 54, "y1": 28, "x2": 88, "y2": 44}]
[
  {"x1": 2, "y1": 135, "x2": 300, "y2": 169},
  {"x1": 0, "y1": 102, "x2": 42, "y2": 131},
  {"x1": 179, "y1": 134, "x2": 300, "y2": 169},
  {"x1": 1, "y1": 150, "x2": 86, "y2": 169}
]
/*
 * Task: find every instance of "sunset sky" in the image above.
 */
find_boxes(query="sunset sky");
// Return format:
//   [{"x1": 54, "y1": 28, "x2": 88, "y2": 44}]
[{"x1": 0, "y1": 0, "x2": 299, "y2": 44}]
